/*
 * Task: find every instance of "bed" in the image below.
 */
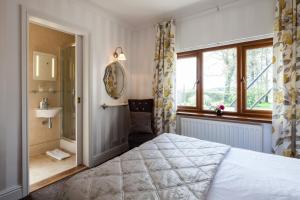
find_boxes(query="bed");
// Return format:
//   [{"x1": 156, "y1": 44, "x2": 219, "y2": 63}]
[{"x1": 62, "y1": 133, "x2": 300, "y2": 200}]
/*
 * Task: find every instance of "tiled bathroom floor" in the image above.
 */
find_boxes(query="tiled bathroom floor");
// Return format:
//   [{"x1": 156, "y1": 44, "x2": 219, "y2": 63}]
[{"x1": 29, "y1": 153, "x2": 76, "y2": 185}]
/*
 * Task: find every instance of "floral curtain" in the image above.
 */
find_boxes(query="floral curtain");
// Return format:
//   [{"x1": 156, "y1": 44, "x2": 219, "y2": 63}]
[
  {"x1": 153, "y1": 20, "x2": 176, "y2": 134},
  {"x1": 272, "y1": 0, "x2": 300, "y2": 158}
]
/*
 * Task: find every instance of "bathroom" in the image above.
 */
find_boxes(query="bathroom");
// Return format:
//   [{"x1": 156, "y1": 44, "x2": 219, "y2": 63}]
[{"x1": 28, "y1": 22, "x2": 83, "y2": 191}]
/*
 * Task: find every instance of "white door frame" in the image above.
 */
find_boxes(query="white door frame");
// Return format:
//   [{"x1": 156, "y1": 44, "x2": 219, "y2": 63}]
[
  {"x1": 21, "y1": 5, "x2": 92, "y2": 197},
  {"x1": 75, "y1": 35, "x2": 83, "y2": 165}
]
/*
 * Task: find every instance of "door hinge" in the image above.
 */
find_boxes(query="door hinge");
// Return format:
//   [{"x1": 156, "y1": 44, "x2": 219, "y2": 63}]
[{"x1": 77, "y1": 97, "x2": 81, "y2": 104}]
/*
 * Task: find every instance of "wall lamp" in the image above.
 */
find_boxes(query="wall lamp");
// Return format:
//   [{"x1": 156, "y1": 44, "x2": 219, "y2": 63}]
[{"x1": 113, "y1": 46, "x2": 126, "y2": 61}]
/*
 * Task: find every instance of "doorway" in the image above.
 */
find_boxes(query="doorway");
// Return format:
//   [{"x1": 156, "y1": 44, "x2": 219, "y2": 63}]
[{"x1": 27, "y1": 22, "x2": 84, "y2": 192}]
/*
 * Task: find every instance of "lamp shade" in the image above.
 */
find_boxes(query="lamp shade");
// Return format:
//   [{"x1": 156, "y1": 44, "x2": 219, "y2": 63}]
[{"x1": 118, "y1": 53, "x2": 126, "y2": 61}]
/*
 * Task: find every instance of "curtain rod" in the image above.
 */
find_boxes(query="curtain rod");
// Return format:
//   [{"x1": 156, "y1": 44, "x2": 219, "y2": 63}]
[
  {"x1": 176, "y1": 0, "x2": 240, "y2": 22},
  {"x1": 153, "y1": 0, "x2": 240, "y2": 27}
]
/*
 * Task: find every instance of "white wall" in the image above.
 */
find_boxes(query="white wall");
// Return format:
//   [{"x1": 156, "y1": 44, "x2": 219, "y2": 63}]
[
  {"x1": 130, "y1": 0, "x2": 275, "y2": 98},
  {"x1": 0, "y1": 0, "x2": 132, "y2": 198},
  {"x1": 129, "y1": 27, "x2": 156, "y2": 99}
]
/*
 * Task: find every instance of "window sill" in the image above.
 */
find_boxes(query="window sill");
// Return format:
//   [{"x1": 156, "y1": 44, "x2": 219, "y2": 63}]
[{"x1": 176, "y1": 111, "x2": 271, "y2": 124}]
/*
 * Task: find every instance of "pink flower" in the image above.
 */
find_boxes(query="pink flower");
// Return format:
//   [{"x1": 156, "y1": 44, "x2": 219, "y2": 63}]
[{"x1": 219, "y1": 105, "x2": 225, "y2": 110}]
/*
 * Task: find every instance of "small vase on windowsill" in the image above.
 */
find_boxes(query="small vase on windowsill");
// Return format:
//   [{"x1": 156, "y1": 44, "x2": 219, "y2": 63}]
[
  {"x1": 216, "y1": 109, "x2": 223, "y2": 116},
  {"x1": 215, "y1": 104, "x2": 225, "y2": 116}
]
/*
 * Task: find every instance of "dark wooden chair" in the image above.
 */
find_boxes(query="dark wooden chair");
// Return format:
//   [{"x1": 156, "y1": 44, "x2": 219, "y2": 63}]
[{"x1": 128, "y1": 99, "x2": 156, "y2": 149}]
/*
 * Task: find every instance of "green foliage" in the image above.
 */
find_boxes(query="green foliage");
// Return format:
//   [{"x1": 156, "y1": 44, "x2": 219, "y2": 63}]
[
  {"x1": 177, "y1": 46, "x2": 273, "y2": 111},
  {"x1": 177, "y1": 90, "x2": 196, "y2": 106}
]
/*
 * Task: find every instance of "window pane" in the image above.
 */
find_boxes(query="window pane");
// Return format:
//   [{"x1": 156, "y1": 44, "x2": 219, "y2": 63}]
[
  {"x1": 203, "y1": 48, "x2": 237, "y2": 111},
  {"x1": 176, "y1": 57, "x2": 197, "y2": 107},
  {"x1": 246, "y1": 46, "x2": 273, "y2": 110}
]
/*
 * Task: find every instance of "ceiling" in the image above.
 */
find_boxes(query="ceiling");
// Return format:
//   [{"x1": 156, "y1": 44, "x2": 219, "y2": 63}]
[{"x1": 88, "y1": 0, "x2": 236, "y2": 26}]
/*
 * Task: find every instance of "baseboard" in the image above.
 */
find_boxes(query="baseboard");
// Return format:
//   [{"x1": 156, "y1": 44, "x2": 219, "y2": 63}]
[
  {"x1": 0, "y1": 185, "x2": 22, "y2": 200},
  {"x1": 92, "y1": 143, "x2": 128, "y2": 166}
]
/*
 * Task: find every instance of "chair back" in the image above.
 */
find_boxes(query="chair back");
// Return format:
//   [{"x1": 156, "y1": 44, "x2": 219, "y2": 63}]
[
  {"x1": 128, "y1": 99, "x2": 153, "y2": 113},
  {"x1": 128, "y1": 99, "x2": 154, "y2": 133}
]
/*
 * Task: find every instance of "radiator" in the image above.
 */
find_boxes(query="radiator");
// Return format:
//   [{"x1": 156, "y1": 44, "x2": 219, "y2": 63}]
[{"x1": 180, "y1": 118, "x2": 263, "y2": 152}]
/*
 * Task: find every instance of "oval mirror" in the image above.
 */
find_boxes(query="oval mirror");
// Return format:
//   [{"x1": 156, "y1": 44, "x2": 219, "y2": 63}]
[{"x1": 103, "y1": 61, "x2": 125, "y2": 99}]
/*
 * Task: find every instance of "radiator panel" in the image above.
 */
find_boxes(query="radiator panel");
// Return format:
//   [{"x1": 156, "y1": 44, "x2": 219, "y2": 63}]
[{"x1": 181, "y1": 118, "x2": 263, "y2": 152}]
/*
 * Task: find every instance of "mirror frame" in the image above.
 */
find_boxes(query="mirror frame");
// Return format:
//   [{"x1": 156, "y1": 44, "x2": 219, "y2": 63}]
[{"x1": 103, "y1": 61, "x2": 125, "y2": 99}]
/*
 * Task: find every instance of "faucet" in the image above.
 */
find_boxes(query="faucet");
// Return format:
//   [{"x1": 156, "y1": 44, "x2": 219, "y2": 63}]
[
  {"x1": 40, "y1": 97, "x2": 49, "y2": 109},
  {"x1": 40, "y1": 97, "x2": 52, "y2": 128},
  {"x1": 44, "y1": 97, "x2": 49, "y2": 108}
]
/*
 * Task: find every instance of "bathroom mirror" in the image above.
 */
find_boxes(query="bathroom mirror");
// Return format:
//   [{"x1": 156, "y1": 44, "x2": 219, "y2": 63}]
[
  {"x1": 103, "y1": 61, "x2": 125, "y2": 99},
  {"x1": 33, "y1": 51, "x2": 57, "y2": 81}
]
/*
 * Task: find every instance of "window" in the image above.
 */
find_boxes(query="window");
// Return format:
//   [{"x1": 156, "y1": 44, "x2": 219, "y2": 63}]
[
  {"x1": 176, "y1": 38, "x2": 273, "y2": 119},
  {"x1": 245, "y1": 46, "x2": 273, "y2": 110},
  {"x1": 176, "y1": 57, "x2": 197, "y2": 107},
  {"x1": 203, "y1": 48, "x2": 237, "y2": 111}
]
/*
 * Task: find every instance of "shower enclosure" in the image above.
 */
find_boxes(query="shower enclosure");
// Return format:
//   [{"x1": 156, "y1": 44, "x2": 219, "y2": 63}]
[{"x1": 61, "y1": 45, "x2": 76, "y2": 144}]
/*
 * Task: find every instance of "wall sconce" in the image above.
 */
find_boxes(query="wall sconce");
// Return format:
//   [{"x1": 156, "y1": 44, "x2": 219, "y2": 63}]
[{"x1": 113, "y1": 47, "x2": 126, "y2": 61}]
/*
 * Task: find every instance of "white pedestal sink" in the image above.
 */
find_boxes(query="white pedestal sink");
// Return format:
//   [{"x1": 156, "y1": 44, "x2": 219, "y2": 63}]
[{"x1": 35, "y1": 107, "x2": 62, "y2": 118}]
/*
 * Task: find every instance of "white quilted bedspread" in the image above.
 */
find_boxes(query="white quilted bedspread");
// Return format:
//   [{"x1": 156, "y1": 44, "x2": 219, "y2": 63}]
[{"x1": 62, "y1": 133, "x2": 230, "y2": 200}]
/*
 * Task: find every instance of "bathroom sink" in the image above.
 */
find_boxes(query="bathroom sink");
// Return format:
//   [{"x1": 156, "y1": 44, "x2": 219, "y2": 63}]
[{"x1": 35, "y1": 107, "x2": 62, "y2": 118}]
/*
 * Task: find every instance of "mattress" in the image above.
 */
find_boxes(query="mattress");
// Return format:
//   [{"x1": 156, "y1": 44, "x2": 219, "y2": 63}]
[
  {"x1": 62, "y1": 133, "x2": 300, "y2": 200},
  {"x1": 207, "y1": 147, "x2": 300, "y2": 200},
  {"x1": 62, "y1": 133, "x2": 230, "y2": 200}
]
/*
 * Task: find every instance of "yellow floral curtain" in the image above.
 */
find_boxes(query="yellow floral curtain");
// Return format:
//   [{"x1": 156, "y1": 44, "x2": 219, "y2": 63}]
[
  {"x1": 273, "y1": 0, "x2": 300, "y2": 158},
  {"x1": 153, "y1": 20, "x2": 176, "y2": 134}
]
